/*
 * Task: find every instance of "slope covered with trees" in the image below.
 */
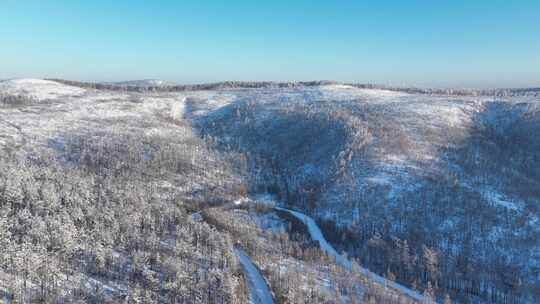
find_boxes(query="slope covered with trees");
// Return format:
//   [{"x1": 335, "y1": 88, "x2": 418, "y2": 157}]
[
  {"x1": 0, "y1": 79, "x2": 431, "y2": 303},
  {"x1": 2, "y1": 78, "x2": 539, "y2": 303},
  {"x1": 191, "y1": 84, "x2": 540, "y2": 303}
]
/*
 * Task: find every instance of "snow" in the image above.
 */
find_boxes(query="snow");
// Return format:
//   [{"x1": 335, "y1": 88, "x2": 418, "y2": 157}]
[
  {"x1": 357, "y1": 88, "x2": 409, "y2": 98},
  {"x1": 84, "y1": 278, "x2": 117, "y2": 294},
  {"x1": 319, "y1": 84, "x2": 409, "y2": 100},
  {"x1": 365, "y1": 175, "x2": 392, "y2": 185},
  {"x1": 0, "y1": 78, "x2": 86, "y2": 101},
  {"x1": 233, "y1": 209, "x2": 288, "y2": 234},
  {"x1": 235, "y1": 248, "x2": 274, "y2": 304},
  {"x1": 275, "y1": 206, "x2": 429, "y2": 302},
  {"x1": 170, "y1": 97, "x2": 186, "y2": 120},
  {"x1": 110, "y1": 79, "x2": 175, "y2": 87},
  {"x1": 184, "y1": 94, "x2": 237, "y2": 119},
  {"x1": 253, "y1": 193, "x2": 278, "y2": 206},
  {"x1": 275, "y1": 207, "x2": 349, "y2": 266},
  {"x1": 2, "y1": 79, "x2": 538, "y2": 302},
  {"x1": 482, "y1": 189, "x2": 522, "y2": 211},
  {"x1": 234, "y1": 197, "x2": 250, "y2": 206},
  {"x1": 461, "y1": 182, "x2": 523, "y2": 212}
]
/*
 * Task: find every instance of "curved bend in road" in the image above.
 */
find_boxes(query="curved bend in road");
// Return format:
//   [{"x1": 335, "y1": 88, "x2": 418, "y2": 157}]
[
  {"x1": 234, "y1": 247, "x2": 274, "y2": 304},
  {"x1": 274, "y1": 206, "x2": 427, "y2": 303}
]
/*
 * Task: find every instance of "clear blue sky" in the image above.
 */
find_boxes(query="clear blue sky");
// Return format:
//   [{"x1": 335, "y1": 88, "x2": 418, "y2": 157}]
[{"x1": 1, "y1": 0, "x2": 539, "y2": 88}]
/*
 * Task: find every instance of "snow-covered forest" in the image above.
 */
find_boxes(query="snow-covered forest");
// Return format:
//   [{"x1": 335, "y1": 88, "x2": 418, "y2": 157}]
[{"x1": 1, "y1": 78, "x2": 539, "y2": 303}]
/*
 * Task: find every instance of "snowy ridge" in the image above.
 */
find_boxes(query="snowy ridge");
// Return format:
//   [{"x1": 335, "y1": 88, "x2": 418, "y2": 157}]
[
  {"x1": 109, "y1": 79, "x2": 176, "y2": 87},
  {"x1": 0, "y1": 78, "x2": 85, "y2": 101}
]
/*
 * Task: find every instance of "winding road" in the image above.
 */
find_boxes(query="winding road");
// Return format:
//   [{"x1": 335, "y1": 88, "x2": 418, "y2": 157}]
[
  {"x1": 274, "y1": 206, "x2": 427, "y2": 302},
  {"x1": 234, "y1": 247, "x2": 274, "y2": 304}
]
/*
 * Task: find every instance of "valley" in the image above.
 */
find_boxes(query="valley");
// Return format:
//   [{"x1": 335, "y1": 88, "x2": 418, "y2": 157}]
[{"x1": 1, "y1": 79, "x2": 539, "y2": 303}]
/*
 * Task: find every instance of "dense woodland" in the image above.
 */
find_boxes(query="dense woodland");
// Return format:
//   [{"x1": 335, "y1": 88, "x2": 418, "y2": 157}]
[
  {"x1": 0, "y1": 124, "x2": 425, "y2": 303},
  {"x1": 0, "y1": 143, "x2": 245, "y2": 303}
]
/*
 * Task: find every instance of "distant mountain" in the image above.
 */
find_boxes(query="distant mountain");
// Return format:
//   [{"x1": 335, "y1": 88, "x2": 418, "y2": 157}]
[
  {"x1": 51, "y1": 78, "x2": 540, "y2": 97},
  {"x1": 107, "y1": 79, "x2": 176, "y2": 87}
]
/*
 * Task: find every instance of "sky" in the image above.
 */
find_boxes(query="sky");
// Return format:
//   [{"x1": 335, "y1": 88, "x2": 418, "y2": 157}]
[{"x1": 1, "y1": 0, "x2": 539, "y2": 88}]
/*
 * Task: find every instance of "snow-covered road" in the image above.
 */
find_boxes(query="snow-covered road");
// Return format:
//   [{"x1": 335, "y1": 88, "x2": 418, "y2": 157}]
[
  {"x1": 274, "y1": 206, "x2": 428, "y2": 303},
  {"x1": 234, "y1": 247, "x2": 274, "y2": 304}
]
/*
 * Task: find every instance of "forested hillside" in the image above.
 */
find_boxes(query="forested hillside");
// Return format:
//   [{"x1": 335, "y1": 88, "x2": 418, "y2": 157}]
[
  {"x1": 188, "y1": 84, "x2": 540, "y2": 304},
  {"x1": 1, "y1": 79, "x2": 430, "y2": 303},
  {"x1": 1, "y1": 78, "x2": 538, "y2": 303}
]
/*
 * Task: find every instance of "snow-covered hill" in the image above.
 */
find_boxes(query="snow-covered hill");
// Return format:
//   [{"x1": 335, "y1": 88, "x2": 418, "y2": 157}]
[
  {"x1": 108, "y1": 79, "x2": 176, "y2": 87},
  {"x1": 0, "y1": 78, "x2": 86, "y2": 101},
  {"x1": 187, "y1": 84, "x2": 540, "y2": 303},
  {"x1": 1, "y1": 78, "x2": 539, "y2": 303}
]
